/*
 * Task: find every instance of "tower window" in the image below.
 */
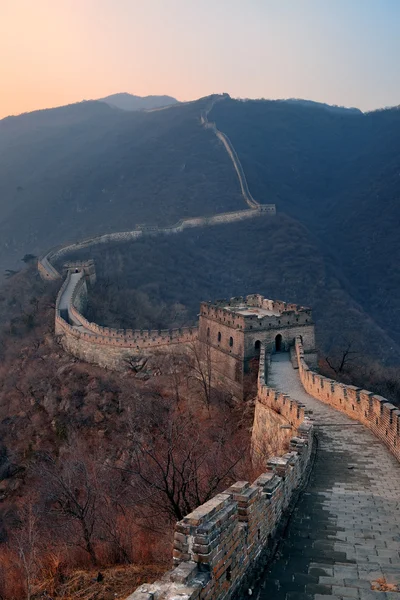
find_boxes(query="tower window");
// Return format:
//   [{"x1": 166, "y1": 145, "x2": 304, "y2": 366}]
[
  {"x1": 218, "y1": 332, "x2": 221, "y2": 343},
  {"x1": 229, "y1": 336, "x2": 233, "y2": 347}
]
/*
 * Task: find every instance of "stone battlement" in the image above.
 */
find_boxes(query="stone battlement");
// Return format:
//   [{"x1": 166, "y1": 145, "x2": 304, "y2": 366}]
[
  {"x1": 125, "y1": 336, "x2": 400, "y2": 600},
  {"x1": 200, "y1": 295, "x2": 312, "y2": 331},
  {"x1": 54, "y1": 269, "x2": 198, "y2": 370},
  {"x1": 295, "y1": 336, "x2": 400, "y2": 461}
]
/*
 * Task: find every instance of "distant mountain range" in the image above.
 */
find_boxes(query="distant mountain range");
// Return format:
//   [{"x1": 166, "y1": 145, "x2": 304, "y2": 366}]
[
  {"x1": 97, "y1": 92, "x2": 178, "y2": 111},
  {"x1": 283, "y1": 98, "x2": 363, "y2": 115}
]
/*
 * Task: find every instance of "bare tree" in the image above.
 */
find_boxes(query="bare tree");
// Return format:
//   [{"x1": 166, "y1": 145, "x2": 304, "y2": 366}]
[
  {"x1": 122, "y1": 410, "x2": 243, "y2": 522},
  {"x1": 167, "y1": 350, "x2": 190, "y2": 406},
  {"x1": 13, "y1": 504, "x2": 41, "y2": 600},
  {"x1": 188, "y1": 341, "x2": 213, "y2": 413},
  {"x1": 38, "y1": 451, "x2": 99, "y2": 565},
  {"x1": 325, "y1": 340, "x2": 359, "y2": 374}
]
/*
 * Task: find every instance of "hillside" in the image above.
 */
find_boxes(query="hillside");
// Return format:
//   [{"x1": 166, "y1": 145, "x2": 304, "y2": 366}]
[
  {"x1": 0, "y1": 264, "x2": 254, "y2": 599},
  {"x1": 1, "y1": 94, "x2": 400, "y2": 598},
  {"x1": 210, "y1": 98, "x2": 400, "y2": 355},
  {"x1": 58, "y1": 215, "x2": 400, "y2": 366},
  {"x1": 0, "y1": 96, "x2": 243, "y2": 273},
  {"x1": 1, "y1": 94, "x2": 399, "y2": 366}
]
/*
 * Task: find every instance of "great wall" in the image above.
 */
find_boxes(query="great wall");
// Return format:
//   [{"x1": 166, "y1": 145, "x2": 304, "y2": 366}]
[
  {"x1": 38, "y1": 94, "x2": 275, "y2": 370},
  {"x1": 126, "y1": 338, "x2": 400, "y2": 600},
  {"x1": 37, "y1": 96, "x2": 400, "y2": 599},
  {"x1": 200, "y1": 95, "x2": 259, "y2": 209}
]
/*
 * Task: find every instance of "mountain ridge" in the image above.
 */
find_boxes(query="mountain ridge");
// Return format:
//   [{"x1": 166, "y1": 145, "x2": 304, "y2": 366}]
[
  {"x1": 0, "y1": 93, "x2": 399, "y2": 366},
  {"x1": 97, "y1": 92, "x2": 178, "y2": 111}
]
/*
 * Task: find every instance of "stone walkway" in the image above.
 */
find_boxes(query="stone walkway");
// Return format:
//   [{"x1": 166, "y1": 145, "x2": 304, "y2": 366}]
[
  {"x1": 58, "y1": 271, "x2": 83, "y2": 313},
  {"x1": 255, "y1": 353, "x2": 400, "y2": 600}
]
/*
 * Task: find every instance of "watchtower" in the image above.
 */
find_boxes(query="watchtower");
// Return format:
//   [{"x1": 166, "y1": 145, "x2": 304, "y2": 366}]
[
  {"x1": 198, "y1": 294, "x2": 317, "y2": 399},
  {"x1": 63, "y1": 260, "x2": 96, "y2": 285}
]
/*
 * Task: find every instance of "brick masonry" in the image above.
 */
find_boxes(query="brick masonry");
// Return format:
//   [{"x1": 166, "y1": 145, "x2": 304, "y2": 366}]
[{"x1": 295, "y1": 336, "x2": 400, "y2": 461}]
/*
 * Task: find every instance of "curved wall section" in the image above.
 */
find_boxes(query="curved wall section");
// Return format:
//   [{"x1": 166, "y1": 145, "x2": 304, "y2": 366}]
[
  {"x1": 38, "y1": 206, "x2": 275, "y2": 282},
  {"x1": 54, "y1": 267, "x2": 198, "y2": 371},
  {"x1": 201, "y1": 95, "x2": 263, "y2": 210}
]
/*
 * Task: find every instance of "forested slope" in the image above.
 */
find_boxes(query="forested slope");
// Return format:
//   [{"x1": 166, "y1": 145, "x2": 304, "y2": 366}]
[
  {"x1": 0, "y1": 97, "x2": 243, "y2": 273},
  {"x1": 61, "y1": 215, "x2": 400, "y2": 365},
  {"x1": 210, "y1": 99, "x2": 400, "y2": 353},
  {"x1": 1, "y1": 94, "x2": 399, "y2": 364}
]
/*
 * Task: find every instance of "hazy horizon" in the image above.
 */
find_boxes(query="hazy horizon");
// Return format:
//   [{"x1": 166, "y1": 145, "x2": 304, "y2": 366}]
[{"x1": 1, "y1": 0, "x2": 400, "y2": 119}]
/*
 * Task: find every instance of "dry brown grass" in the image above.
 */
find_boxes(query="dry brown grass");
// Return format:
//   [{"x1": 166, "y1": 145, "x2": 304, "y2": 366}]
[{"x1": 33, "y1": 563, "x2": 167, "y2": 600}]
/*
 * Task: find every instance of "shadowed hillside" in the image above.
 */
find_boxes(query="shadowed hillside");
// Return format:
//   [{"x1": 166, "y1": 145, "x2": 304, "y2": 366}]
[
  {"x1": 59, "y1": 215, "x2": 400, "y2": 366},
  {"x1": 0, "y1": 96, "x2": 243, "y2": 273},
  {"x1": 1, "y1": 94, "x2": 399, "y2": 366},
  {"x1": 210, "y1": 98, "x2": 400, "y2": 353}
]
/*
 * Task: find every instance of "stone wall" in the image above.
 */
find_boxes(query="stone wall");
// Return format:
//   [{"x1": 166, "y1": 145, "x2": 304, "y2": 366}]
[
  {"x1": 198, "y1": 297, "x2": 317, "y2": 398},
  {"x1": 126, "y1": 345, "x2": 313, "y2": 600},
  {"x1": 38, "y1": 206, "x2": 275, "y2": 282},
  {"x1": 252, "y1": 346, "x2": 309, "y2": 462},
  {"x1": 201, "y1": 94, "x2": 275, "y2": 213},
  {"x1": 198, "y1": 311, "x2": 244, "y2": 398},
  {"x1": 56, "y1": 320, "x2": 198, "y2": 371},
  {"x1": 38, "y1": 251, "x2": 61, "y2": 280},
  {"x1": 295, "y1": 336, "x2": 400, "y2": 462},
  {"x1": 53, "y1": 266, "x2": 198, "y2": 370}
]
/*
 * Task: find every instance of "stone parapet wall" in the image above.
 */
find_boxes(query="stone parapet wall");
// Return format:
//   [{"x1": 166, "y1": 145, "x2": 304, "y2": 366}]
[
  {"x1": 53, "y1": 262, "x2": 198, "y2": 369},
  {"x1": 38, "y1": 207, "x2": 275, "y2": 282},
  {"x1": 295, "y1": 337, "x2": 400, "y2": 461},
  {"x1": 127, "y1": 346, "x2": 313, "y2": 600},
  {"x1": 55, "y1": 271, "x2": 72, "y2": 313},
  {"x1": 55, "y1": 312, "x2": 199, "y2": 370},
  {"x1": 38, "y1": 249, "x2": 62, "y2": 280},
  {"x1": 202, "y1": 295, "x2": 310, "y2": 314},
  {"x1": 256, "y1": 347, "x2": 310, "y2": 430},
  {"x1": 70, "y1": 276, "x2": 88, "y2": 318}
]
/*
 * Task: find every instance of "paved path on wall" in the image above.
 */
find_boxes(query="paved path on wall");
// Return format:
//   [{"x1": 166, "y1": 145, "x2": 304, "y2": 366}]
[
  {"x1": 255, "y1": 353, "x2": 400, "y2": 600},
  {"x1": 58, "y1": 271, "x2": 83, "y2": 323}
]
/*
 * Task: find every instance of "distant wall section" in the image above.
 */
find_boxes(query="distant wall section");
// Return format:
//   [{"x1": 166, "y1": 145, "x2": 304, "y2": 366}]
[{"x1": 38, "y1": 206, "x2": 275, "y2": 282}]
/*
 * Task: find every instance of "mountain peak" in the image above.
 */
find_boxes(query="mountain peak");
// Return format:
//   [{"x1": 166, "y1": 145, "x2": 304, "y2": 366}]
[{"x1": 97, "y1": 92, "x2": 178, "y2": 111}]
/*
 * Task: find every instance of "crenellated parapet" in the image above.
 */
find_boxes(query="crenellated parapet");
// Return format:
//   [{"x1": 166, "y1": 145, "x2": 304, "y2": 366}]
[
  {"x1": 295, "y1": 336, "x2": 400, "y2": 461},
  {"x1": 200, "y1": 295, "x2": 313, "y2": 331},
  {"x1": 54, "y1": 264, "x2": 198, "y2": 370},
  {"x1": 256, "y1": 344, "x2": 312, "y2": 430}
]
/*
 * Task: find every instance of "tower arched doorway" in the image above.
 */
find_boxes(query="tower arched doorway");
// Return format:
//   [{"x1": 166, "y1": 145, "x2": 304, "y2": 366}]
[
  {"x1": 254, "y1": 340, "x2": 261, "y2": 356},
  {"x1": 275, "y1": 334, "x2": 283, "y2": 352}
]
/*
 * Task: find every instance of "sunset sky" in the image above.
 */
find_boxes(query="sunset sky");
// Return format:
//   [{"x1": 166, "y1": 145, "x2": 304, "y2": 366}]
[{"x1": 1, "y1": 0, "x2": 399, "y2": 119}]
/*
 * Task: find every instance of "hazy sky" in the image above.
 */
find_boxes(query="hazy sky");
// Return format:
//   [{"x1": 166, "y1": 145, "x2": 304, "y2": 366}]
[{"x1": 1, "y1": 0, "x2": 399, "y2": 118}]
